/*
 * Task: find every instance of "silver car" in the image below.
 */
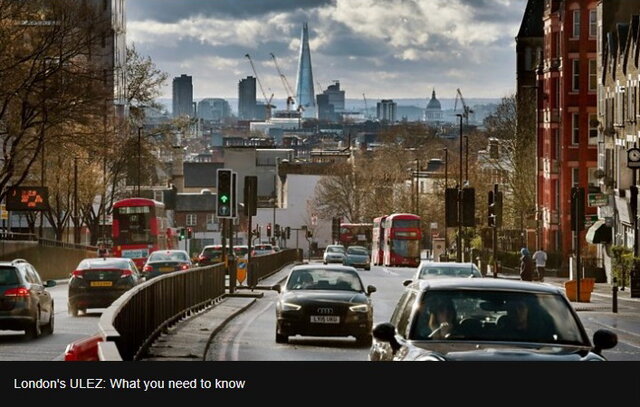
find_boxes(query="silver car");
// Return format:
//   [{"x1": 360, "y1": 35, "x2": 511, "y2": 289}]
[
  {"x1": 323, "y1": 244, "x2": 346, "y2": 264},
  {"x1": 403, "y1": 261, "x2": 482, "y2": 286}
]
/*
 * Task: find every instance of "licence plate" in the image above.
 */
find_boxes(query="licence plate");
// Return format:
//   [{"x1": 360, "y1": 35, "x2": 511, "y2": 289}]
[
  {"x1": 90, "y1": 281, "x2": 113, "y2": 287},
  {"x1": 310, "y1": 315, "x2": 340, "y2": 324},
  {"x1": 160, "y1": 267, "x2": 174, "y2": 272}
]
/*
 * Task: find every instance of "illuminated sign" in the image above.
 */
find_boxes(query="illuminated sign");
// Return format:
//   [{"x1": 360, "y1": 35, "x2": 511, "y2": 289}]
[{"x1": 6, "y1": 187, "x2": 50, "y2": 211}]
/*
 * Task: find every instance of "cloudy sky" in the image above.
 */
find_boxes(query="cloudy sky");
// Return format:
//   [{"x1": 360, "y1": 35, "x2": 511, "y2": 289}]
[{"x1": 127, "y1": 0, "x2": 528, "y2": 104}]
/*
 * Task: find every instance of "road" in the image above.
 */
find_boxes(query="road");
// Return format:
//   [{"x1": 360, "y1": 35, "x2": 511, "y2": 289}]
[
  {"x1": 207, "y1": 263, "x2": 419, "y2": 361},
  {"x1": 0, "y1": 282, "x2": 102, "y2": 361}
]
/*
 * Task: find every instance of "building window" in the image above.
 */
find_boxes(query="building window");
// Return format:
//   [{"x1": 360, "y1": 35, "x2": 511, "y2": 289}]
[
  {"x1": 589, "y1": 113, "x2": 598, "y2": 145},
  {"x1": 572, "y1": 60, "x2": 580, "y2": 92},
  {"x1": 588, "y1": 167, "x2": 598, "y2": 187},
  {"x1": 589, "y1": 9, "x2": 597, "y2": 37},
  {"x1": 589, "y1": 60, "x2": 597, "y2": 92},
  {"x1": 572, "y1": 167, "x2": 580, "y2": 187},
  {"x1": 573, "y1": 10, "x2": 581, "y2": 38},
  {"x1": 206, "y1": 213, "x2": 216, "y2": 224},
  {"x1": 572, "y1": 113, "x2": 580, "y2": 145},
  {"x1": 186, "y1": 214, "x2": 197, "y2": 226}
]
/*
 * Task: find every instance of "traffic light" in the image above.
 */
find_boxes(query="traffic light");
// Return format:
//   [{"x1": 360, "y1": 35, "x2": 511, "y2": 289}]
[
  {"x1": 274, "y1": 224, "x2": 281, "y2": 238},
  {"x1": 306, "y1": 229, "x2": 313, "y2": 238},
  {"x1": 266, "y1": 223, "x2": 272, "y2": 237},
  {"x1": 488, "y1": 184, "x2": 503, "y2": 228},
  {"x1": 179, "y1": 227, "x2": 186, "y2": 241},
  {"x1": 285, "y1": 226, "x2": 291, "y2": 240},
  {"x1": 462, "y1": 187, "x2": 475, "y2": 227},
  {"x1": 445, "y1": 188, "x2": 458, "y2": 227},
  {"x1": 244, "y1": 176, "x2": 258, "y2": 217},
  {"x1": 216, "y1": 168, "x2": 233, "y2": 218},
  {"x1": 332, "y1": 217, "x2": 341, "y2": 241},
  {"x1": 187, "y1": 227, "x2": 193, "y2": 239}
]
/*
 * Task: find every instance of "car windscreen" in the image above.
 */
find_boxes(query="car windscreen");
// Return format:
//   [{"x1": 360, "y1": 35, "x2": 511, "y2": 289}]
[
  {"x1": 327, "y1": 246, "x2": 344, "y2": 253},
  {"x1": 202, "y1": 247, "x2": 222, "y2": 257},
  {"x1": 78, "y1": 259, "x2": 130, "y2": 270},
  {"x1": 0, "y1": 267, "x2": 19, "y2": 285},
  {"x1": 419, "y1": 265, "x2": 479, "y2": 278},
  {"x1": 286, "y1": 268, "x2": 364, "y2": 292},
  {"x1": 149, "y1": 252, "x2": 189, "y2": 262},
  {"x1": 347, "y1": 248, "x2": 368, "y2": 256},
  {"x1": 409, "y1": 290, "x2": 587, "y2": 345}
]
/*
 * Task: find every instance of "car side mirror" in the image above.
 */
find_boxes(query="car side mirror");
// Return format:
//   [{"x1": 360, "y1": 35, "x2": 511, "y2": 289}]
[
  {"x1": 593, "y1": 329, "x2": 618, "y2": 354},
  {"x1": 272, "y1": 284, "x2": 281, "y2": 293},
  {"x1": 44, "y1": 280, "x2": 57, "y2": 288},
  {"x1": 372, "y1": 322, "x2": 401, "y2": 352},
  {"x1": 402, "y1": 279, "x2": 412, "y2": 286},
  {"x1": 367, "y1": 285, "x2": 377, "y2": 295}
]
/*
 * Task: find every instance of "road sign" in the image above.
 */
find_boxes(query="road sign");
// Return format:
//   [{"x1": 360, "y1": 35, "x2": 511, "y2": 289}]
[
  {"x1": 588, "y1": 192, "x2": 608, "y2": 207},
  {"x1": 0, "y1": 204, "x2": 7, "y2": 220},
  {"x1": 236, "y1": 259, "x2": 247, "y2": 284},
  {"x1": 6, "y1": 186, "x2": 50, "y2": 211}
]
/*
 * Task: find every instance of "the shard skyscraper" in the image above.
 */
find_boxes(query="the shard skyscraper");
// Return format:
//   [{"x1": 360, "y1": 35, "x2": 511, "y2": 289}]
[{"x1": 295, "y1": 22, "x2": 316, "y2": 119}]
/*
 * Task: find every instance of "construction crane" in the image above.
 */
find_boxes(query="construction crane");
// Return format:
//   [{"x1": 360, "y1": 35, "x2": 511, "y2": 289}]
[
  {"x1": 454, "y1": 88, "x2": 473, "y2": 126},
  {"x1": 245, "y1": 53, "x2": 274, "y2": 120},
  {"x1": 270, "y1": 53, "x2": 296, "y2": 112}
]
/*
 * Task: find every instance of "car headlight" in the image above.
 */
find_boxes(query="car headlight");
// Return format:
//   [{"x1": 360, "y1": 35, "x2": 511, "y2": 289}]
[
  {"x1": 349, "y1": 304, "x2": 369, "y2": 313},
  {"x1": 281, "y1": 302, "x2": 302, "y2": 311}
]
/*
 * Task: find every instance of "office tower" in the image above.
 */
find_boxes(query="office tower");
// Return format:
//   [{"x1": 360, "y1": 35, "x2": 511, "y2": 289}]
[
  {"x1": 172, "y1": 74, "x2": 193, "y2": 118},
  {"x1": 377, "y1": 99, "x2": 397, "y2": 122},
  {"x1": 238, "y1": 76, "x2": 257, "y2": 120},
  {"x1": 295, "y1": 22, "x2": 316, "y2": 118}
]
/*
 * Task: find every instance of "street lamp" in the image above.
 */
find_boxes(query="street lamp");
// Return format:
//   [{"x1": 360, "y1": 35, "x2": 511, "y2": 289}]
[
  {"x1": 443, "y1": 147, "x2": 448, "y2": 254},
  {"x1": 456, "y1": 114, "x2": 464, "y2": 262},
  {"x1": 137, "y1": 126, "x2": 142, "y2": 197},
  {"x1": 414, "y1": 158, "x2": 420, "y2": 215}
]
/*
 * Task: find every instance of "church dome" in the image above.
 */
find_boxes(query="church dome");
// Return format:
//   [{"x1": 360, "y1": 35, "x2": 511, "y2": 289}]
[{"x1": 426, "y1": 89, "x2": 441, "y2": 110}]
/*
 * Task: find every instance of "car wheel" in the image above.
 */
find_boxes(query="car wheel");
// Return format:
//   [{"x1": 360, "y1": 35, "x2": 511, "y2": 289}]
[
  {"x1": 68, "y1": 303, "x2": 78, "y2": 317},
  {"x1": 365, "y1": 266, "x2": 371, "y2": 271},
  {"x1": 275, "y1": 331, "x2": 288, "y2": 344},
  {"x1": 25, "y1": 308, "x2": 41, "y2": 339},
  {"x1": 323, "y1": 261, "x2": 327, "y2": 265},
  {"x1": 356, "y1": 334, "x2": 372, "y2": 347},
  {"x1": 42, "y1": 305, "x2": 54, "y2": 335}
]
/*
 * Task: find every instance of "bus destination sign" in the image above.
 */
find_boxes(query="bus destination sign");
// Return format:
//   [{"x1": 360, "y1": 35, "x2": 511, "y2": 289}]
[{"x1": 6, "y1": 186, "x2": 50, "y2": 211}]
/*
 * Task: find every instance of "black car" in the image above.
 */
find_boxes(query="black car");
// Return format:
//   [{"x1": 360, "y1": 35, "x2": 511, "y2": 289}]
[
  {"x1": 0, "y1": 259, "x2": 56, "y2": 338},
  {"x1": 273, "y1": 264, "x2": 376, "y2": 346},
  {"x1": 142, "y1": 249, "x2": 192, "y2": 279},
  {"x1": 369, "y1": 278, "x2": 618, "y2": 361},
  {"x1": 67, "y1": 257, "x2": 143, "y2": 316}
]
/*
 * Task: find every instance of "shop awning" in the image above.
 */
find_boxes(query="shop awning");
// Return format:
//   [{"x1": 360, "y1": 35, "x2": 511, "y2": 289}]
[{"x1": 586, "y1": 220, "x2": 612, "y2": 244}]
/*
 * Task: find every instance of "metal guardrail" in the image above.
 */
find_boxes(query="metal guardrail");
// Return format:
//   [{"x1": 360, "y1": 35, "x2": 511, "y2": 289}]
[
  {"x1": 0, "y1": 231, "x2": 38, "y2": 241},
  {"x1": 95, "y1": 248, "x2": 303, "y2": 361}
]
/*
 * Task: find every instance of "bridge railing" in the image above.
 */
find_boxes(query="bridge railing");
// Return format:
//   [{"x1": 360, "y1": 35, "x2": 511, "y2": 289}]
[{"x1": 83, "y1": 248, "x2": 302, "y2": 361}]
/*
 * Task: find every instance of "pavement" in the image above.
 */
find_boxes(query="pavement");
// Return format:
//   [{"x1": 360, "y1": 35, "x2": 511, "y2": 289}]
[{"x1": 138, "y1": 268, "x2": 640, "y2": 361}]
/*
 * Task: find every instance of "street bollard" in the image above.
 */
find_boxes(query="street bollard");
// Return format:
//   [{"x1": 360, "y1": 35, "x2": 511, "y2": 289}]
[
  {"x1": 228, "y1": 255, "x2": 237, "y2": 294},
  {"x1": 612, "y1": 277, "x2": 618, "y2": 314}
]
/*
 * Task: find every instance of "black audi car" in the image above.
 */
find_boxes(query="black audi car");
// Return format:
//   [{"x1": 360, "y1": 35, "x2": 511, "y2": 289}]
[
  {"x1": 369, "y1": 278, "x2": 618, "y2": 361},
  {"x1": 273, "y1": 264, "x2": 376, "y2": 346}
]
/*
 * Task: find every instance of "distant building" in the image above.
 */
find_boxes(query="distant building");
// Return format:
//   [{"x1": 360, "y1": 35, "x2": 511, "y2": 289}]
[
  {"x1": 295, "y1": 22, "x2": 316, "y2": 118},
  {"x1": 424, "y1": 89, "x2": 443, "y2": 123},
  {"x1": 238, "y1": 76, "x2": 257, "y2": 120},
  {"x1": 172, "y1": 74, "x2": 193, "y2": 118},
  {"x1": 377, "y1": 99, "x2": 397, "y2": 122},
  {"x1": 197, "y1": 98, "x2": 231, "y2": 121}
]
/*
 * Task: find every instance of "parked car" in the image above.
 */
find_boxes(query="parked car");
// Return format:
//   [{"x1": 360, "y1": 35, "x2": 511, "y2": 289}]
[
  {"x1": 343, "y1": 246, "x2": 371, "y2": 270},
  {"x1": 273, "y1": 264, "x2": 376, "y2": 346},
  {"x1": 67, "y1": 256, "x2": 144, "y2": 317},
  {"x1": 369, "y1": 278, "x2": 618, "y2": 361},
  {"x1": 196, "y1": 245, "x2": 223, "y2": 267},
  {"x1": 0, "y1": 259, "x2": 56, "y2": 338},
  {"x1": 403, "y1": 261, "x2": 482, "y2": 286},
  {"x1": 234, "y1": 245, "x2": 249, "y2": 259},
  {"x1": 323, "y1": 244, "x2": 346, "y2": 264},
  {"x1": 142, "y1": 249, "x2": 192, "y2": 279},
  {"x1": 252, "y1": 243, "x2": 275, "y2": 256}
]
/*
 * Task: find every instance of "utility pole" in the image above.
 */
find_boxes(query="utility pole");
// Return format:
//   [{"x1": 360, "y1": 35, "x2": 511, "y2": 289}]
[
  {"x1": 457, "y1": 114, "x2": 463, "y2": 262},
  {"x1": 443, "y1": 147, "x2": 448, "y2": 255},
  {"x1": 137, "y1": 126, "x2": 142, "y2": 197}
]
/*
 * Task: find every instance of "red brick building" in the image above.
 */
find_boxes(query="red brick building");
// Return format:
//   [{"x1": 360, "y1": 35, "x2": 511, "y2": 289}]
[{"x1": 538, "y1": 0, "x2": 599, "y2": 263}]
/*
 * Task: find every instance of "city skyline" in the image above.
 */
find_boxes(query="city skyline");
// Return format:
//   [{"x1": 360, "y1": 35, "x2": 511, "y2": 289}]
[{"x1": 127, "y1": 0, "x2": 527, "y2": 101}]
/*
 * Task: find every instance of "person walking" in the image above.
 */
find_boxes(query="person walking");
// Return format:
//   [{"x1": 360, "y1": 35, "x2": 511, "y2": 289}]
[
  {"x1": 519, "y1": 247, "x2": 534, "y2": 282},
  {"x1": 532, "y1": 247, "x2": 547, "y2": 282}
]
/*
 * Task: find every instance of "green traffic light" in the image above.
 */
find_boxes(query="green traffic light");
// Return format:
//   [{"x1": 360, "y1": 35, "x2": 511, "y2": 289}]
[{"x1": 220, "y1": 195, "x2": 229, "y2": 203}]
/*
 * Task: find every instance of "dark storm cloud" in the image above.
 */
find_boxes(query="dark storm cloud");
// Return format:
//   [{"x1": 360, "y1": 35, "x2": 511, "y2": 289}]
[
  {"x1": 128, "y1": 0, "x2": 334, "y2": 22},
  {"x1": 314, "y1": 23, "x2": 386, "y2": 58}
]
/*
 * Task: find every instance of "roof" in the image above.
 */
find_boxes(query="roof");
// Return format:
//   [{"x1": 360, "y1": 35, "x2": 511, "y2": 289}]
[
  {"x1": 184, "y1": 162, "x2": 224, "y2": 188},
  {"x1": 412, "y1": 278, "x2": 563, "y2": 294},
  {"x1": 426, "y1": 89, "x2": 441, "y2": 110},
  {"x1": 516, "y1": 0, "x2": 544, "y2": 38},
  {"x1": 176, "y1": 193, "x2": 216, "y2": 212}
]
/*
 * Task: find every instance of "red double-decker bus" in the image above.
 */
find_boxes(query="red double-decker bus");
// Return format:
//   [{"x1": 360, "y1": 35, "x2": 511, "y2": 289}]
[
  {"x1": 371, "y1": 216, "x2": 387, "y2": 266},
  {"x1": 111, "y1": 198, "x2": 177, "y2": 269},
  {"x1": 338, "y1": 222, "x2": 373, "y2": 250},
  {"x1": 382, "y1": 213, "x2": 421, "y2": 267}
]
